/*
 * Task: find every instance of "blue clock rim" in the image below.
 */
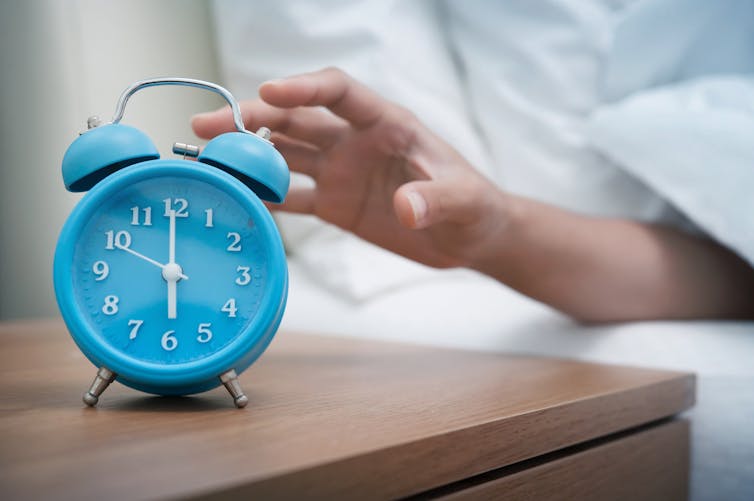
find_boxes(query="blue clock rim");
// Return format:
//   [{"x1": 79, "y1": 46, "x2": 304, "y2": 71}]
[{"x1": 53, "y1": 159, "x2": 288, "y2": 392}]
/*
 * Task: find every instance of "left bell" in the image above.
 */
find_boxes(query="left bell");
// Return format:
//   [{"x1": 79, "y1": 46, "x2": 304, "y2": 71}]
[{"x1": 62, "y1": 123, "x2": 160, "y2": 192}]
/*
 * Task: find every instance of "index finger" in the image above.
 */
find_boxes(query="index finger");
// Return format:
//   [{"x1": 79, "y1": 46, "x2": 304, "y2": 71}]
[{"x1": 259, "y1": 67, "x2": 387, "y2": 129}]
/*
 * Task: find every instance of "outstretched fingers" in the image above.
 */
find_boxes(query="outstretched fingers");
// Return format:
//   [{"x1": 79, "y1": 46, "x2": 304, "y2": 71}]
[
  {"x1": 259, "y1": 67, "x2": 388, "y2": 129},
  {"x1": 192, "y1": 100, "x2": 347, "y2": 149},
  {"x1": 269, "y1": 187, "x2": 316, "y2": 215},
  {"x1": 271, "y1": 134, "x2": 323, "y2": 180}
]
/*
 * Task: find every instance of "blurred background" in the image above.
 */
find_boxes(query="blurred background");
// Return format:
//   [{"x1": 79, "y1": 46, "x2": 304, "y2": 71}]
[{"x1": 0, "y1": 0, "x2": 221, "y2": 319}]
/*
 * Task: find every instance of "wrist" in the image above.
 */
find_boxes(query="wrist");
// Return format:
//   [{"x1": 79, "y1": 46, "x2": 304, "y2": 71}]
[{"x1": 459, "y1": 185, "x2": 524, "y2": 273}]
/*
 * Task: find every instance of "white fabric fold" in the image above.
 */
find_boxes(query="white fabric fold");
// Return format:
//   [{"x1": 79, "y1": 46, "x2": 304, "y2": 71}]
[{"x1": 588, "y1": 75, "x2": 754, "y2": 266}]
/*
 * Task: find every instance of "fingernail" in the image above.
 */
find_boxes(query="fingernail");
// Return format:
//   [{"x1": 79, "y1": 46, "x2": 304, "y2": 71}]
[
  {"x1": 406, "y1": 191, "x2": 427, "y2": 226},
  {"x1": 260, "y1": 78, "x2": 284, "y2": 88},
  {"x1": 191, "y1": 110, "x2": 216, "y2": 122}
]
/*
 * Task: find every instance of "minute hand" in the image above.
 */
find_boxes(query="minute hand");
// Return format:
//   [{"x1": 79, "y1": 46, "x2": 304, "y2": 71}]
[
  {"x1": 114, "y1": 243, "x2": 189, "y2": 280},
  {"x1": 168, "y1": 208, "x2": 176, "y2": 265},
  {"x1": 166, "y1": 209, "x2": 178, "y2": 320}
]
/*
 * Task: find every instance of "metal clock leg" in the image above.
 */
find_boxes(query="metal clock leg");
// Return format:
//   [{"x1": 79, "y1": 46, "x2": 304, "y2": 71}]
[
  {"x1": 220, "y1": 369, "x2": 249, "y2": 408},
  {"x1": 83, "y1": 367, "x2": 117, "y2": 406}
]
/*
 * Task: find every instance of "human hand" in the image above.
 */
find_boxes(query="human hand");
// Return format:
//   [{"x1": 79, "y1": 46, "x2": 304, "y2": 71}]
[
  {"x1": 194, "y1": 69, "x2": 754, "y2": 322},
  {"x1": 192, "y1": 68, "x2": 508, "y2": 269}
]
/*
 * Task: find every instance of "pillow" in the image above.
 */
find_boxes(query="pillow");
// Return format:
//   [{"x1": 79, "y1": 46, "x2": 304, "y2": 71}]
[{"x1": 587, "y1": 76, "x2": 754, "y2": 266}]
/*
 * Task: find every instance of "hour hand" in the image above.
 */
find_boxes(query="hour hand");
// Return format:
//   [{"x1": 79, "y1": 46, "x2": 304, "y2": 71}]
[{"x1": 114, "y1": 243, "x2": 189, "y2": 280}]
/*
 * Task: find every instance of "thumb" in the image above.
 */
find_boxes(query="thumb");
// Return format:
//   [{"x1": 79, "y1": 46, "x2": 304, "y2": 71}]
[
  {"x1": 394, "y1": 180, "x2": 473, "y2": 230},
  {"x1": 191, "y1": 106, "x2": 235, "y2": 139}
]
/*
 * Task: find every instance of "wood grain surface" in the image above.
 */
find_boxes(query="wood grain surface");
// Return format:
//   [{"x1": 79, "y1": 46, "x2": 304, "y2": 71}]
[
  {"x1": 427, "y1": 419, "x2": 690, "y2": 501},
  {"x1": 0, "y1": 319, "x2": 694, "y2": 500}
]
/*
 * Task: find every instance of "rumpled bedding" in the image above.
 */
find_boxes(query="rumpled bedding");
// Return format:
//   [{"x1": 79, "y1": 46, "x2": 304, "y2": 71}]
[{"x1": 588, "y1": 76, "x2": 754, "y2": 267}]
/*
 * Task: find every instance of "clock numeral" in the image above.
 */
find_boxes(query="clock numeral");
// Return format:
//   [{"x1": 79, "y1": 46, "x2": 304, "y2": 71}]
[
  {"x1": 197, "y1": 323, "x2": 213, "y2": 343},
  {"x1": 235, "y1": 266, "x2": 251, "y2": 286},
  {"x1": 221, "y1": 298, "x2": 238, "y2": 318},
  {"x1": 128, "y1": 319, "x2": 143, "y2": 340},
  {"x1": 130, "y1": 206, "x2": 153, "y2": 226},
  {"x1": 204, "y1": 208, "x2": 214, "y2": 228},
  {"x1": 163, "y1": 198, "x2": 189, "y2": 218},
  {"x1": 226, "y1": 232, "x2": 242, "y2": 252},
  {"x1": 105, "y1": 230, "x2": 132, "y2": 250},
  {"x1": 92, "y1": 260, "x2": 109, "y2": 281},
  {"x1": 161, "y1": 330, "x2": 178, "y2": 351},
  {"x1": 102, "y1": 295, "x2": 119, "y2": 315}
]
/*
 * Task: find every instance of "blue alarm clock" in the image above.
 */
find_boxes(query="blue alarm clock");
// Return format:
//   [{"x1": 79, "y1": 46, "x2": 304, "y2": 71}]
[{"x1": 53, "y1": 78, "x2": 290, "y2": 408}]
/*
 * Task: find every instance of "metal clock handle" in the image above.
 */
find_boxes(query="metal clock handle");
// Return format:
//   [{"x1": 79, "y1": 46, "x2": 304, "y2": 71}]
[{"x1": 110, "y1": 77, "x2": 250, "y2": 134}]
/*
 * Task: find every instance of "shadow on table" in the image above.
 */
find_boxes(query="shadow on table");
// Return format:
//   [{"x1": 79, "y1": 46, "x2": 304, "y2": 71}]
[{"x1": 101, "y1": 394, "x2": 232, "y2": 412}]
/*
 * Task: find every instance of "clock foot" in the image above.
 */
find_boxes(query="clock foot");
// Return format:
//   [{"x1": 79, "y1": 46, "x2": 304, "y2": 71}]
[
  {"x1": 220, "y1": 369, "x2": 248, "y2": 408},
  {"x1": 83, "y1": 367, "x2": 116, "y2": 407}
]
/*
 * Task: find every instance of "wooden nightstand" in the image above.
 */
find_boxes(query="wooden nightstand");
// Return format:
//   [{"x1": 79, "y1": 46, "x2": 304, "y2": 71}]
[{"x1": 0, "y1": 320, "x2": 693, "y2": 500}]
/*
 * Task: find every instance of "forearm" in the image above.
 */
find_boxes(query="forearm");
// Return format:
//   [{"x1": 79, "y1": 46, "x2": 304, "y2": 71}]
[{"x1": 469, "y1": 194, "x2": 754, "y2": 322}]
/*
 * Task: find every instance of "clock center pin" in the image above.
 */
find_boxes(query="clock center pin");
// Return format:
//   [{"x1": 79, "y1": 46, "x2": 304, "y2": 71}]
[{"x1": 162, "y1": 262, "x2": 184, "y2": 282}]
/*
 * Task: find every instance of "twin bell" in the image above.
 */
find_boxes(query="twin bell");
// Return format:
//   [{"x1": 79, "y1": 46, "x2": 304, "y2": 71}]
[{"x1": 61, "y1": 78, "x2": 290, "y2": 203}]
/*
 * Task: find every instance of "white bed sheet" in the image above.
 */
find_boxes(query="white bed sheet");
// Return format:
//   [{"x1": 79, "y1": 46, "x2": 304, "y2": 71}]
[{"x1": 281, "y1": 258, "x2": 754, "y2": 501}]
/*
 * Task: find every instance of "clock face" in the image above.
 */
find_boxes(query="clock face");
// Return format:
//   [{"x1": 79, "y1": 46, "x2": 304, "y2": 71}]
[{"x1": 70, "y1": 172, "x2": 270, "y2": 366}]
